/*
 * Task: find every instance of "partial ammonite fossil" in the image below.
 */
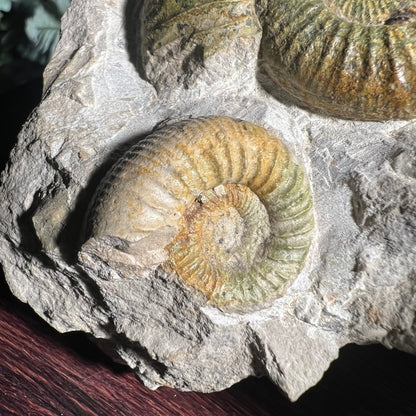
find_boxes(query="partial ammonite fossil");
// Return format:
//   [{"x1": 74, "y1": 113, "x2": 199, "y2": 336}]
[
  {"x1": 141, "y1": 0, "x2": 416, "y2": 120},
  {"x1": 86, "y1": 117, "x2": 314, "y2": 308},
  {"x1": 259, "y1": 0, "x2": 416, "y2": 120}
]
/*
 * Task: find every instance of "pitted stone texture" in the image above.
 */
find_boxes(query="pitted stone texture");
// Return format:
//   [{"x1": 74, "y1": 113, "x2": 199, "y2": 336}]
[{"x1": 0, "y1": 0, "x2": 416, "y2": 401}]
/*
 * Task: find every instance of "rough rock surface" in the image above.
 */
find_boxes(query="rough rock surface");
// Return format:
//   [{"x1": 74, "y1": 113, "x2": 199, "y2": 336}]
[{"x1": 1, "y1": 0, "x2": 416, "y2": 401}]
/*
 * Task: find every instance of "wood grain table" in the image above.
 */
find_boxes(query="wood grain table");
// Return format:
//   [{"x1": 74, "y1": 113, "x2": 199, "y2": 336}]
[{"x1": 1, "y1": 68, "x2": 416, "y2": 416}]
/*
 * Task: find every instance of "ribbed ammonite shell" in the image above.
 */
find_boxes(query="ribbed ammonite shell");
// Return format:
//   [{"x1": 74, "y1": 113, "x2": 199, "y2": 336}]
[
  {"x1": 88, "y1": 117, "x2": 314, "y2": 308},
  {"x1": 141, "y1": 0, "x2": 416, "y2": 120},
  {"x1": 258, "y1": 0, "x2": 416, "y2": 120}
]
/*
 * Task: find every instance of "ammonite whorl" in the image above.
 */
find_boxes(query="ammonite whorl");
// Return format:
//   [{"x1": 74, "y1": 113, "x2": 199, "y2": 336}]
[
  {"x1": 258, "y1": 0, "x2": 416, "y2": 120},
  {"x1": 140, "y1": 0, "x2": 416, "y2": 120},
  {"x1": 89, "y1": 117, "x2": 314, "y2": 308}
]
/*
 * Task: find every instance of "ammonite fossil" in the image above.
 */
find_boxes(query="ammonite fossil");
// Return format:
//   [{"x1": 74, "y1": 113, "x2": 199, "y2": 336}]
[
  {"x1": 87, "y1": 117, "x2": 314, "y2": 308},
  {"x1": 258, "y1": 0, "x2": 416, "y2": 120},
  {"x1": 141, "y1": 0, "x2": 416, "y2": 120}
]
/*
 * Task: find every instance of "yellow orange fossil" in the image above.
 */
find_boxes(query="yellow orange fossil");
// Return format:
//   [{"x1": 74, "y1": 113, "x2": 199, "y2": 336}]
[{"x1": 88, "y1": 117, "x2": 314, "y2": 307}]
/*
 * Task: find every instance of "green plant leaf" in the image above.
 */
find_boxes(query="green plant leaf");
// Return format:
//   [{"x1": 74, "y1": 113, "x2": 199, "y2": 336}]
[
  {"x1": 24, "y1": 3, "x2": 61, "y2": 64},
  {"x1": 0, "y1": 0, "x2": 12, "y2": 13},
  {"x1": 55, "y1": 0, "x2": 70, "y2": 15},
  {"x1": 39, "y1": 0, "x2": 70, "y2": 18},
  {"x1": 0, "y1": 0, "x2": 70, "y2": 67},
  {"x1": 12, "y1": 0, "x2": 39, "y2": 15}
]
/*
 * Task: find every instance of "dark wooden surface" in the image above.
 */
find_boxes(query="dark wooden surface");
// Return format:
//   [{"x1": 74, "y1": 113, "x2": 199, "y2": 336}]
[
  {"x1": 2, "y1": 275, "x2": 416, "y2": 416},
  {"x1": 2, "y1": 68, "x2": 416, "y2": 416}
]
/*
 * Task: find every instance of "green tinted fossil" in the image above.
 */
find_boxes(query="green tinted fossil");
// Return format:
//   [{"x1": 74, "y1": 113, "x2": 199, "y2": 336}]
[
  {"x1": 141, "y1": 0, "x2": 416, "y2": 120},
  {"x1": 88, "y1": 117, "x2": 314, "y2": 308}
]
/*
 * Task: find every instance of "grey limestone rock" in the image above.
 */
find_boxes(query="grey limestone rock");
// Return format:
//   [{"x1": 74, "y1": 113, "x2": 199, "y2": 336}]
[{"x1": 1, "y1": 0, "x2": 416, "y2": 401}]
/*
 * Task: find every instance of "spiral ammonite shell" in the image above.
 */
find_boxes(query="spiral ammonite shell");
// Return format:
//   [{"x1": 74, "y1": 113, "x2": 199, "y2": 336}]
[
  {"x1": 141, "y1": 0, "x2": 416, "y2": 120},
  {"x1": 88, "y1": 117, "x2": 314, "y2": 307},
  {"x1": 258, "y1": 0, "x2": 416, "y2": 120}
]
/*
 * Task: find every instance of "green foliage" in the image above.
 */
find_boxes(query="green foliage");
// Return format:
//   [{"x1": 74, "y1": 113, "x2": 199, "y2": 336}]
[
  {"x1": 0, "y1": 0, "x2": 70, "y2": 66},
  {"x1": 0, "y1": 0, "x2": 12, "y2": 13}
]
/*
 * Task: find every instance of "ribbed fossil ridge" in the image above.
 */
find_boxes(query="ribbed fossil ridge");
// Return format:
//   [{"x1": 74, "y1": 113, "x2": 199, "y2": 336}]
[
  {"x1": 141, "y1": 0, "x2": 416, "y2": 120},
  {"x1": 259, "y1": 0, "x2": 416, "y2": 120},
  {"x1": 88, "y1": 117, "x2": 314, "y2": 307}
]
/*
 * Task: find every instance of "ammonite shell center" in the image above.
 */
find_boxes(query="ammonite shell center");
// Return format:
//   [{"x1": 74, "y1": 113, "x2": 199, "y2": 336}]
[{"x1": 168, "y1": 184, "x2": 271, "y2": 275}]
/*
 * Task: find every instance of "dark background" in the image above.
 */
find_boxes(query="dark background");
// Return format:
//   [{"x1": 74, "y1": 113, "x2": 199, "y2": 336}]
[{"x1": 1, "y1": 60, "x2": 416, "y2": 416}]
